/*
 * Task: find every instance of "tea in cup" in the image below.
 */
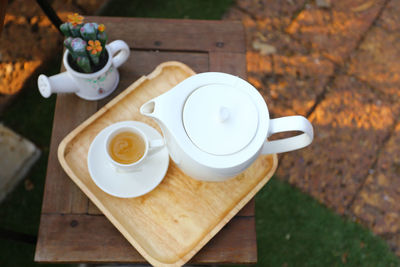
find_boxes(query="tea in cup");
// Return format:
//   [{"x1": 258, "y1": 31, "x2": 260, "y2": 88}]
[{"x1": 105, "y1": 125, "x2": 164, "y2": 172}]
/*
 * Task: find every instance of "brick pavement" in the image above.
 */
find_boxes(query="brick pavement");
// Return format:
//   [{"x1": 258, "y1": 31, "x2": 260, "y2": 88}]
[{"x1": 225, "y1": 0, "x2": 400, "y2": 256}]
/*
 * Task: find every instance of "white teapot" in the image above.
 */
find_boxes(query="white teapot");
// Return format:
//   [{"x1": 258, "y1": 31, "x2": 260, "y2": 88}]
[{"x1": 140, "y1": 72, "x2": 313, "y2": 182}]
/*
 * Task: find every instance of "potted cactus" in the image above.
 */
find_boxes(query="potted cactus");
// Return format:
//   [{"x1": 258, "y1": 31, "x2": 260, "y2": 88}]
[
  {"x1": 60, "y1": 14, "x2": 108, "y2": 73},
  {"x1": 38, "y1": 13, "x2": 130, "y2": 100}
]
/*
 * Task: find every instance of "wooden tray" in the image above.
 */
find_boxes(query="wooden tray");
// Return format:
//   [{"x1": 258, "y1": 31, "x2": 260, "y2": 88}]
[{"x1": 58, "y1": 61, "x2": 278, "y2": 267}]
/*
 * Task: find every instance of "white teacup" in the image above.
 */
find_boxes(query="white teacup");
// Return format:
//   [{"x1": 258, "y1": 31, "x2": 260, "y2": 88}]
[{"x1": 104, "y1": 125, "x2": 164, "y2": 172}]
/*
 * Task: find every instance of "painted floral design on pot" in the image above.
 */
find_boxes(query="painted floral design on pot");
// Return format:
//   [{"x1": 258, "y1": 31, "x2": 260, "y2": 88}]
[{"x1": 87, "y1": 66, "x2": 115, "y2": 96}]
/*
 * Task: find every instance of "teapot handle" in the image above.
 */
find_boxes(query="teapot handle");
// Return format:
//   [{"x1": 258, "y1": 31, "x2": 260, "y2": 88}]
[{"x1": 261, "y1": 115, "x2": 313, "y2": 154}]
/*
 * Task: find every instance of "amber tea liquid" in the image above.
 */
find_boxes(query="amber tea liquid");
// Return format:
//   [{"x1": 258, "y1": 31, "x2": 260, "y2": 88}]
[{"x1": 109, "y1": 131, "x2": 146, "y2": 164}]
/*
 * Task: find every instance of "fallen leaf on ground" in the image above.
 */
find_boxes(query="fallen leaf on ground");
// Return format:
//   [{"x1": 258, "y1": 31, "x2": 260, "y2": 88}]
[
  {"x1": 252, "y1": 40, "x2": 277, "y2": 55},
  {"x1": 316, "y1": 0, "x2": 331, "y2": 8},
  {"x1": 352, "y1": 0, "x2": 375, "y2": 12},
  {"x1": 255, "y1": 31, "x2": 267, "y2": 42}
]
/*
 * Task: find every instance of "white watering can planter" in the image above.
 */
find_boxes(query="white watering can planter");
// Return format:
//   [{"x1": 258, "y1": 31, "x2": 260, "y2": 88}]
[{"x1": 37, "y1": 40, "x2": 130, "y2": 101}]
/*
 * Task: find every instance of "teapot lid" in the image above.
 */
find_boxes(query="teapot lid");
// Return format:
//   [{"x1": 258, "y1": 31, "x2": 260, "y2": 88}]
[{"x1": 183, "y1": 84, "x2": 259, "y2": 156}]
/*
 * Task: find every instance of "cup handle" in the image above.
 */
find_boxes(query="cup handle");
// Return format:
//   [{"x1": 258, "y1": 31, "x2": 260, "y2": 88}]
[
  {"x1": 148, "y1": 138, "x2": 165, "y2": 156},
  {"x1": 261, "y1": 115, "x2": 314, "y2": 154},
  {"x1": 108, "y1": 40, "x2": 130, "y2": 68}
]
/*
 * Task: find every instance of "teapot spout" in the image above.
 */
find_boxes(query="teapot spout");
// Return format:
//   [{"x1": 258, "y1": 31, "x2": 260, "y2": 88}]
[
  {"x1": 140, "y1": 96, "x2": 176, "y2": 138},
  {"x1": 140, "y1": 94, "x2": 176, "y2": 123},
  {"x1": 140, "y1": 96, "x2": 183, "y2": 165},
  {"x1": 140, "y1": 100, "x2": 157, "y2": 118}
]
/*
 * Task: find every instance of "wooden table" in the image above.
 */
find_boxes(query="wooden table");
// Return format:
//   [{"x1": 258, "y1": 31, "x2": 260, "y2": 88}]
[{"x1": 35, "y1": 17, "x2": 256, "y2": 265}]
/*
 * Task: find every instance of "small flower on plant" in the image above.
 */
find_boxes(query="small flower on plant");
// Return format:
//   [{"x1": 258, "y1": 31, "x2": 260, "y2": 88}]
[
  {"x1": 68, "y1": 13, "x2": 84, "y2": 26},
  {"x1": 87, "y1": 40, "x2": 102, "y2": 55},
  {"x1": 98, "y1": 24, "x2": 106, "y2": 32}
]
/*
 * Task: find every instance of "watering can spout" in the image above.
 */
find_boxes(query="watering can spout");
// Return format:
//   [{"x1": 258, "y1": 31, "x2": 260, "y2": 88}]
[{"x1": 37, "y1": 73, "x2": 78, "y2": 98}]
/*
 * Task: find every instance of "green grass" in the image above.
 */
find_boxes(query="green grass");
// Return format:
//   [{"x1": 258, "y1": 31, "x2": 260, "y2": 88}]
[
  {"x1": 0, "y1": 0, "x2": 399, "y2": 266},
  {"x1": 98, "y1": 0, "x2": 234, "y2": 19},
  {"x1": 255, "y1": 177, "x2": 399, "y2": 266}
]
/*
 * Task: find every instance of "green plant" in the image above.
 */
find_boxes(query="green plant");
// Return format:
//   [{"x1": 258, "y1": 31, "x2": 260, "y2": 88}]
[{"x1": 59, "y1": 13, "x2": 107, "y2": 73}]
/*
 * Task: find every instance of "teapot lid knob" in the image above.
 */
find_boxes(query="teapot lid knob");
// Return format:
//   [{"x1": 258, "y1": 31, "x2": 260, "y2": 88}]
[{"x1": 218, "y1": 106, "x2": 230, "y2": 123}]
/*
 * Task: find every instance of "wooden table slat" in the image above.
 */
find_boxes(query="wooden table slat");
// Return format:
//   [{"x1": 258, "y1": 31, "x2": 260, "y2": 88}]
[
  {"x1": 41, "y1": 95, "x2": 97, "y2": 214},
  {"x1": 89, "y1": 16, "x2": 246, "y2": 53},
  {"x1": 237, "y1": 198, "x2": 255, "y2": 216},
  {"x1": 35, "y1": 214, "x2": 256, "y2": 264},
  {"x1": 209, "y1": 51, "x2": 247, "y2": 78},
  {"x1": 87, "y1": 201, "x2": 102, "y2": 215}
]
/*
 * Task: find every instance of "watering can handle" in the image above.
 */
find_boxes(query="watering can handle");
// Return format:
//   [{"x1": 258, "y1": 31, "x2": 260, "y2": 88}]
[{"x1": 108, "y1": 40, "x2": 130, "y2": 69}]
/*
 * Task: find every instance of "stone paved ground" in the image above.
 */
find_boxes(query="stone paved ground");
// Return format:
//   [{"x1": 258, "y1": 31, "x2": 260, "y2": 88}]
[
  {"x1": 225, "y1": 0, "x2": 400, "y2": 256},
  {"x1": 0, "y1": 0, "x2": 106, "y2": 96},
  {"x1": 3, "y1": 0, "x2": 400, "y2": 258}
]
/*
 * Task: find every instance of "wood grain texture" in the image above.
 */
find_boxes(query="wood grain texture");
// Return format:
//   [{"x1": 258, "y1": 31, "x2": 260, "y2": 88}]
[
  {"x1": 41, "y1": 94, "x2": 97, "y2": 214},
  {"x1": 35, "y1": 214, "x2": 256, "y2": 264},
  {"x1": 87, "y1": 16, "x2": 246, "y2": 53},
  {"x1": 190, "y1": 216, "x2": 256, "y2": 264},
  {"x1": 237, "y1": 199, "x2": 255, "y2": 216},
  {"x1": 57, "y1": 62, "x2": 277, "y2": 266},
  {"x1": 87, "y1": 201, "x2": 102, "y2": 215},
  {"x1": 209, "y1": 52, "x2": 247, "y2": 79}
]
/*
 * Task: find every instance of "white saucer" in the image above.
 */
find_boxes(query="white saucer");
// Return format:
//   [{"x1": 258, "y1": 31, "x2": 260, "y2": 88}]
[{"x1": 87, "y1": 121, "x2": 169, "y2": 198}]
